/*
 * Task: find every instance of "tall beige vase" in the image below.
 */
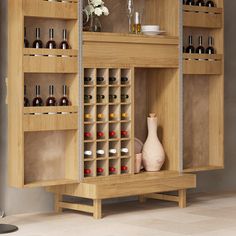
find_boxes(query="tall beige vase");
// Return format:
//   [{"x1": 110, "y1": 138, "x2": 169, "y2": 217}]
[{"x1": 142, "y1": 113, "x2": 165, "y2": 171}]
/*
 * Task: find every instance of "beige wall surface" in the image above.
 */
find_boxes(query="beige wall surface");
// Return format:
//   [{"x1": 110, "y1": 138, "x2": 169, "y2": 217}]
[{"x1": 0, "y1": 0, "x2": 235, "y2": 215}]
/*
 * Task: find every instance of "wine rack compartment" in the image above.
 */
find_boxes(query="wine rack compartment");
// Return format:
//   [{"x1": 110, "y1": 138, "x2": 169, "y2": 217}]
[
  {"x1": 83, "y1": 68, "x2": 134, "y2": 178},
  {"x1": 183, "y1": 53, "x2": 223, "y2": 75},
  {"x1": 183, "y1": 5, "x2": 223, "y2": 28},
  {"x1": 23, "y1": 0, "x2": 78, "y2": 20}
]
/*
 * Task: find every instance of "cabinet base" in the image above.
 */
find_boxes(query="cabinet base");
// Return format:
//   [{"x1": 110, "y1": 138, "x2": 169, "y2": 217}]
[{"x1": 48, "y1": 171, "x2": 196, "y2": 219}]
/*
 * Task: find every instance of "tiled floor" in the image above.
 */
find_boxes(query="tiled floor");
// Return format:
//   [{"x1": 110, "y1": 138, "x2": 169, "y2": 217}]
[{"x1": 1, "y1": 192, "x2": 236, "y2": 236}]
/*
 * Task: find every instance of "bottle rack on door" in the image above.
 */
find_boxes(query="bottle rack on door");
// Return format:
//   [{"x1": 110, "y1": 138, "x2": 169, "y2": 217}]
[
  {"x1": 83, "y1": 68, "x2": 134, "y2": 178},
  {"x1": 8, "y1": 0, "x2": 80, "y2": 188},
  {"x1": 182, "y1": 0, "x2": 224, "y2": 172}
]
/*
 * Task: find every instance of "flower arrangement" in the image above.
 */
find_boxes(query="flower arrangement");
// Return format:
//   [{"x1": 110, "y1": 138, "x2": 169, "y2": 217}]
[{"x1": 84, "y1": 0, "x2": 109, "y2": 17}]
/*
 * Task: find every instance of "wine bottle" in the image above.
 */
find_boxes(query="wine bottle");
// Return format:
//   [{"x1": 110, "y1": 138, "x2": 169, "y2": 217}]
[
  {"x1": 46, "y1": 28, "x2": 57, "y2": 49},
  {"x1": 84, "y1": 150, "x2": 93, "y2": 158},
  {"x1": 121, "y1": 113, "x2": 128, "y2": 119},
  {"x1": 97, "y1": 77, "x2": 105, "y2": 85},
  {"x1": 109, "y1": 77, "x2": 117, "y2": 85},
  {"x1": 121, "y1": 94, "x2": 129, "y2": 103},
  {"x1": 97, "y1": 131, "x2": 104, "y2": 139},
  {"x1": 109, "y1": 113, "x2": 116, "y2": 120},
  {"x1": 109, "y1": 167, "x2": 116, "y2": 174},
  {"x1": 59, "y1": 85, "x2": 70, "y2": 106},
  {"x1": 32, "y1": 85, "x2": 43, "y2": 107},
  {"x1": 121, "y1": 77, "x2": 129, "y2": 85},
  {"x1": 206, "y1": 0, "x2": 215, "y2": 7},
  {"x1": 97, "y1": 149, "x2": 105, "y2": 157},
  {"x1": 97, "y1": 94, "x2": 105, "y2": 103},
  {"x1": 109, "y1": 148, "x2": 117, "y2": 156},
  {"x1": 121, "y1": 165, "x2": 128, "y2": 172},
  {"x1": 109, "y1": 131, "x2": 116, "y2": 138},
  {"x1": 32, "y1": 28, "x2": 43, "y2": 49},
  {"x1": 60, "y1": 29, "x2": 69, "y2": 49},
  {"x1": 84, "y1": 95, "x2": 92, "y2": 103},
  {"x1": 206, "y1": 36, "x2": 215, "y2": 54},
  {"x1": 196, "y1": 36, "x2": 205, "y2": 54},
  {"x1": 121, "y1": 130, "x2": 128, "y2": 138},
  {"x1": 85, "y1": 113, "x2": 92, "y2": 120},
  {"x1": 196, "y1": 0, "x2": 205, "y2": 6},
  {"x1": 24, "y1": 27, "x2": 29, "y2": 48},
  {"x1": 46, "y1": 85, "x2": 57, "y2": 107},
  {"x1": 97, "y1": 113, "x2": 105, "y2": 120},
  {"x1": 186, "y1": 0, "x2": 195, "y2": 5},
  {"x1": 24, "y1": 85, "x2": 30, "y2": 107},
  {"x1": 121, "y1": 148, "x2": 129, "y2": 155},
  {"x1": 186, "y1": 35, "x2": 195, "y2": 54},
  {"x1": 97, "y1": 167, "x2": 104, "y2": 175},
  {"x1": 109, "y1": 94, "x2": 117, "y2": 103},
  {"x1": 84, "y1": 169, "x2": 92, "y2": 175},
  {"x1": 84, "y1": 132, "x2": 92, "y2": 139},
  {"x1": 84, "y1": 77, "x2": 93, "y2": 85}
]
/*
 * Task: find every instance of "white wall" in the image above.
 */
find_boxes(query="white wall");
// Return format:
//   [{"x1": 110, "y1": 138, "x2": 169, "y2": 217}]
[{"x1": 0, "y1": 0, "x2": 236, "y2": 215}]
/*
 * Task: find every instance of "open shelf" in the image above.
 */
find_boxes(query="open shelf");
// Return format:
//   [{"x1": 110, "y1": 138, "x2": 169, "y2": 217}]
[
  {"x1": 23, "y1": 0, "x2": 78, "y2": 20},
  {"x1": 183, "y1": 5, "x2": 223, "y2": 28},
  {"x1": 183, "y1": 53, "x2": 223, "y2": 75},
  {"x1": 24, "y1": 130, "x2": 78, "y2": 186}
]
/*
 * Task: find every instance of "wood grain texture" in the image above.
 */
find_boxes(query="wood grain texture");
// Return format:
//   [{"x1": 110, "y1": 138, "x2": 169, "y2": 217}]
[
  {"x1": 83, "y1": 33, "x2": 179, "y2": 68},
  {"x1": 8, "y1": 0, "x2": 24, "y2": 188},
  {"x1": 23, "y1": 0, "x2": 78, "y2": 19},
  {"x1": 47, "y1": 171, "x2": 196, "y2": 199}
]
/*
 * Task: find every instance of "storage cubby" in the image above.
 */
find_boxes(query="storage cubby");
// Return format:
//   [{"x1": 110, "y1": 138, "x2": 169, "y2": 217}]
[
  {"x1": 96, "y1": 160, "x2": 107, "y2": 177},
  {"x1": 96, "y1": 142, "x2": 108, "y2": 159},
  {"x1": 24, "y1": 130, "x2": 78, "y2": 187},
  {"x1": 121, "y1": 158, "x2": 131, "y2": 175},
  {"x1": 109, "y1": 159, "x2": 120, "y2": 175},
  {"x1": 182, "y1": 0, "x2": 224, "y2": 172}
]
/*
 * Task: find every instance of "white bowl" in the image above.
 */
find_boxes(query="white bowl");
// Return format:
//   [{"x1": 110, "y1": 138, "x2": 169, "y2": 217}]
[{"x1": 141, "y1": 25, "x2": 160, "y2": 32}]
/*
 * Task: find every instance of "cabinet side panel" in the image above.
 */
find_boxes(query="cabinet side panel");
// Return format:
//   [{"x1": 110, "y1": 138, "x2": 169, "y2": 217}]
[{"x1": 8, "y1": 0, "x2": 24, "y2": 187}]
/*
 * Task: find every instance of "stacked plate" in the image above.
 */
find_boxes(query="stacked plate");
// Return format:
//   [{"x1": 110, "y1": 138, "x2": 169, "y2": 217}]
[{"x1": 141, "y1": 25, "x2": 165, "y2": 36}]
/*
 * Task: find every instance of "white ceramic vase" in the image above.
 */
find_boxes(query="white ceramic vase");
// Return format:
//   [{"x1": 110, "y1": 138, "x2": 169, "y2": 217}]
[{"x1": 142, "y1": 113, "x2": 165, "y2": 171}]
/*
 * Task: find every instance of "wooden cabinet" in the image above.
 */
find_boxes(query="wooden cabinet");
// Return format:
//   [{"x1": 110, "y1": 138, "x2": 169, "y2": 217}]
[
  {"x1": 8, "y1": 0, "x2": 224, "y2": 218},
  {"x1": 183, "y1": 0, "x2": 224, "y2": 172}
]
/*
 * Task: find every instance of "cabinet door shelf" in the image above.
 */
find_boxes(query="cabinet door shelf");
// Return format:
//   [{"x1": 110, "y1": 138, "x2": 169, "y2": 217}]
[
  {"x1": 24, "y1": 107, "x2": 78, "y2": 132},
  {"x1": 23, "y1": 0, "x2": 78, "y2": 20},
  {"x1": 183, "y1": 53, "x2": 223, "y2": 75},
  {"x1": 183, "y1": 5, "x2": 223, "y2": 28},
  {"x1": 23, "y1": 48, "x2": 78, "y2": 73}
]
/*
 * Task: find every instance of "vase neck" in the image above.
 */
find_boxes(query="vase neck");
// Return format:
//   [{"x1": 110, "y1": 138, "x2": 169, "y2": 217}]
[{"x1": 147, "y1": 117, "x2": 158, "y2": 136}]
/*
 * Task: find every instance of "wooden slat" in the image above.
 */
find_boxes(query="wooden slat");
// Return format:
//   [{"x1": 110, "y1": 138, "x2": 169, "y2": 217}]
[
  {"x1": 183, "y1": 11, "x2": 222, "y2": 28},
  {"x1": 23, "y1": 55, "x2": 78, "y2": 73},
  {"x1": 183, "y1": 165, "x2": 224, "y2": 173},
  {"x1": 183, "y1": 59, "x2": 222, "y2": 75},
  {"x1": 24, "y1": 106, "x2": 78, "y2": 114},
  {"x1": 183, "y1": 53, "x2": 222, "y2": 60},
  {"x1": 183, "y1": 5, "x2": 223, "y2": 14},
  {"x1": 23, "y1": 0, "x2": 78, "y2": 19},
  {"x1": 145, "y1": 193, "x2": 179, "y2": 202},
  {"x1": 24, "y1": 113, "x2": 78, "y2": 132},
  {"x1": 23, "y1": 48, "x2": 78, "y2": 57},
  {"x1": 59, "y1": 202, "x2": 94, "y2": 214},
  {"x1": 24, "y1": 179, "x2": 78, "y2": 188}
]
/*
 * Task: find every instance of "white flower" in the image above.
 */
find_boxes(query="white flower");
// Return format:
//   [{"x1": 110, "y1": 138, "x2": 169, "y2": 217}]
[
  {"x1": 91, "y1": 0, "x2": 103, "y2": 7},
  {"x1": 94, "y1": 7, "x2": 103, "y2": 16},
  {"x1": 101, "y1": 6, "x2": 109, "y2": 16}
]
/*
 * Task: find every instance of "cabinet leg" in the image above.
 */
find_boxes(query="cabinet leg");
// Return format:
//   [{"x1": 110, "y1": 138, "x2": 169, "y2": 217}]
[
  {"x1": 139, "y1": 195, "x2": 146, "y2": 203},
  {"x1": 55, "y1": 194, "x2": 63, "y2": 213},
  {"x1": 93, "y1": 199, "x2": 102, "y2": 219},
  {"x1": 179, "y1": 189, "x2": 186, "y2": 208}
]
